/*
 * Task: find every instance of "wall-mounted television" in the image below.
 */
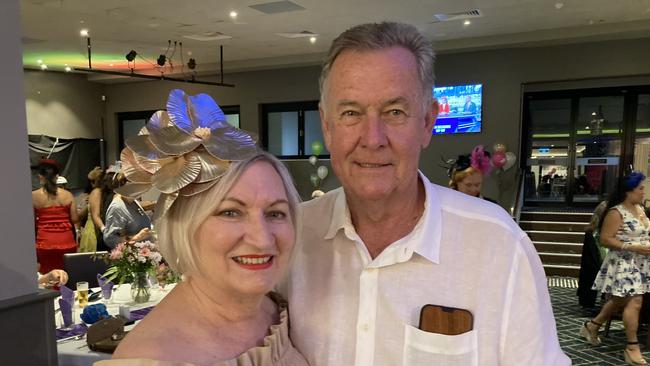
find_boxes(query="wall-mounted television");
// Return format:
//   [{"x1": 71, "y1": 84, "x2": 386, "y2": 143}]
[{"x1": 432, "y1": 83, "x2": 483, "y2": 134}]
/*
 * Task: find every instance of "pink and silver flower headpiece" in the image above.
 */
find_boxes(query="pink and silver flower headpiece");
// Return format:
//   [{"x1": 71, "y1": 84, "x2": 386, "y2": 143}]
[
  {"x1": 441, "y1": 145, "x2": 492, "y2": 178},
  {"x1": 115, "y1": 89, "x2": 259, "y2": 220}
]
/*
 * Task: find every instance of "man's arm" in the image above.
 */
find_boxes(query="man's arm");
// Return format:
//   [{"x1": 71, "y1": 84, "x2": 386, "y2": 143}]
[{"x1": 500, "y1": 235, "x2": 571, "y2": 366}]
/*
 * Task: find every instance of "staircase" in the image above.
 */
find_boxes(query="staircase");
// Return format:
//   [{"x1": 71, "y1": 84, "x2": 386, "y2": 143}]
[{"x1": 519, "y1": 210, "x2": 591, "y2": 277}]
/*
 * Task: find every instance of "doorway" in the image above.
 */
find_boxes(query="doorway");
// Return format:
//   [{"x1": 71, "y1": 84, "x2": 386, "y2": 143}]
[{"x1": 522, "y1": 86, "x2": 650, "y2": 207}]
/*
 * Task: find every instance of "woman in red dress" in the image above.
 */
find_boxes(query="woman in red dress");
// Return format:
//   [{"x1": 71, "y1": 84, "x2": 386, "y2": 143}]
[{"x1": 32, "y1": 160, "x2": 79, "y2": 274}]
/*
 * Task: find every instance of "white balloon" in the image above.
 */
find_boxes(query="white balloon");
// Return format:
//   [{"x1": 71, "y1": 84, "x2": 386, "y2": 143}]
[
  {"x1": 317, "y1": 165, "x2": 329, "y2": 179},
  {"x1": 308, "y1": 155, "x2": 318, "y2": 166},
  {"x1": 503, "y1": 152, "x2": 517, "y2": 171}
]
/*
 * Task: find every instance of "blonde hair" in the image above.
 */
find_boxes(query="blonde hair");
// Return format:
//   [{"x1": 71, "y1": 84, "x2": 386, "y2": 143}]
[
  {"x1": 449, "y1": 167, "x2": 480, "y2": 190},
  {"x1": 155, "y1": 152, "x2": 301, "y2": 274}
]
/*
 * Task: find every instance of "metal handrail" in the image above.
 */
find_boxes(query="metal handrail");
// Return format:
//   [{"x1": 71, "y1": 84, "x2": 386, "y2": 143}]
[{"x1": 510, "y1": 169, "x2": 526, "y2": 223}]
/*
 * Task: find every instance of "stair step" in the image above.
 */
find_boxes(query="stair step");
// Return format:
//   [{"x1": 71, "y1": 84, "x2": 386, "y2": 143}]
[
  {"x1": 533, "y1": 241, "x2": 582, "y2": 254},
  {"x1": 520, "y1": 220, "x2": 588, "y2": 232},
  {"x1": 520, "y1": 211, "x2": 592, "y2": 223},
  {"x1": 526, "y1": 230, "x2": 585, "y2": 243},
  {"x1": 538, "y1": 252, "x2": 582, "y2": 265},
  {"x1": 543, "y1": 264, "x2": 580, "y2": 277}
]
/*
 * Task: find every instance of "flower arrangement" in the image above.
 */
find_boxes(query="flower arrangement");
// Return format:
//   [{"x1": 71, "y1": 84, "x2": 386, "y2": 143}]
[{"x1": 103, "y1": 240, "x2": 164, "y2": 284}]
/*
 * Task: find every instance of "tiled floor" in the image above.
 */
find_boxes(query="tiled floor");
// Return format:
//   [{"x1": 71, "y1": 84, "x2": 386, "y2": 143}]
[{"x1": 550, "y1": 278, "x2": 650, "y2": 365}]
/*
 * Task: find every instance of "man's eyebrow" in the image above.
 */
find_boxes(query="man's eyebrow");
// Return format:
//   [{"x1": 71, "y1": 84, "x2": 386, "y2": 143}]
[
  {"x1": 336, "y1": 100, "x2": 361, "y2": 108},
  {"x1": 384, "y1": 97, "x2": 409, "y2": 106}
]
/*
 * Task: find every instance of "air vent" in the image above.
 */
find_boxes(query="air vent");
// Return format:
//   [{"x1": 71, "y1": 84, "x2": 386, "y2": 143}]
[
  {"x1": 432, "y1": 9, "x2": 482, "y2": 22},
  {"x1": 22, "y1": 37, "x2": 45, "y2": 44},
  {"x1": 249, "y1": 1, "x2": 305, "y2": 14},
  {"x1": 276, "y1": 30, "x2": 318, "y2": 39},
  {"x1": 183, "y1": 32, "x2": 232, "y2": 41}
]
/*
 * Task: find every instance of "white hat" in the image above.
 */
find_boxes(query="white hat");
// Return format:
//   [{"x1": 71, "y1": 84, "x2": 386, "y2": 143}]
[{"x1": 56, "y1": 176, "x2": 68, "y2": 185}]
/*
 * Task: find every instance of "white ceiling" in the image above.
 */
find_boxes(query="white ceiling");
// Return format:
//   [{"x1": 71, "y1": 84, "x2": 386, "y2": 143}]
[{"x1": 20, "y1": 0, "x2": 650, "y2": 78}]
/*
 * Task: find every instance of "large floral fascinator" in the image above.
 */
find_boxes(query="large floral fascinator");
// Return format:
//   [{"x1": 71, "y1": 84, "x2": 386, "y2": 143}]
[
  {"x1": 470, "y1": 145, "x2": 492, "y2": 176},
  {"x1": 441, "y1": 144, "x2": 492, "y2": 178},
  {"x1": 115, "y1": 89, "x2": 259, "y2": 221}
]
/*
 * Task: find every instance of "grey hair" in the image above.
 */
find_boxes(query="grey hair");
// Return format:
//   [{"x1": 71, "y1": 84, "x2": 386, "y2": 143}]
[
  {"x1": 319, "y1": 21, "x2": 436, "y2": 104},
  {"x1": 155, "y1": 152, "x2": 301, "y2": 275}
]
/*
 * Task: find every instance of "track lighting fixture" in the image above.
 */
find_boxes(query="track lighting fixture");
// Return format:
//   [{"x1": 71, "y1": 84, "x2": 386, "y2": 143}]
[
  {"x1": 157, "y1": 54, "x2": 167, "y2": 67},
  {"x1": 125, "y1": 50, "x2": 137, "y2": 62},
  {"x1": 187, "y1": 58, "x2": 196, "y2": 70}
]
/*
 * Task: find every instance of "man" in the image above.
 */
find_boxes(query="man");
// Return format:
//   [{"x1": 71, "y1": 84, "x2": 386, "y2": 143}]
[
  {"x1": 283, "y1": 22, "x2": 569, "y2": 365},
  {"x1": 438, "y1": 95, "x2": 450, "y2": 115},
  {"x1": 462, "y1": 95, "x2": 477, "y2": 114}
]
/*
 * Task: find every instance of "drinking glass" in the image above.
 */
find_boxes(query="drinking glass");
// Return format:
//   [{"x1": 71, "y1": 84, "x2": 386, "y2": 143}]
[{"x1": 76, "y1": 281, "x2": 89, "y2": 308}]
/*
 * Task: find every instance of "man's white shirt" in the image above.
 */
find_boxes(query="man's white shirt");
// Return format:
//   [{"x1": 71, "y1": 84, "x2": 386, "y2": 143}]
[{"x1": 282, "y1": 172, "x2": 570, "y2": 366}]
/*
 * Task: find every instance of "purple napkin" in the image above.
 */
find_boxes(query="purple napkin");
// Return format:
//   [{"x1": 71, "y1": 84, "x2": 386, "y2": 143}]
[
  {"x1": 60, "y1": 284, "x2": 74, "y2": 303},
  {"x1": 97, "y1": 274, "x2": 114, "y2": 299},
  {"x1": 58, "y1": 298, "x2": 74, "y2": 328}
]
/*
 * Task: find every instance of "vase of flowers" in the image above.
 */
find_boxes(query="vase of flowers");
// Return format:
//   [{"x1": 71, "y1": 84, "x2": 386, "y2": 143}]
[
  {"x1": 131, "y1": 271, "x2": 151, "y2": 303},
  {"x1": 102, "y1": 240, "x2": 163, "y2": 303}
]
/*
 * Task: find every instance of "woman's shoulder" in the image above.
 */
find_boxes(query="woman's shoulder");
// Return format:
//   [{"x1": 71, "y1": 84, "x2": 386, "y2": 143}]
[{"x1": 112, "y1": 308, "x2": 177, "y2": 360}]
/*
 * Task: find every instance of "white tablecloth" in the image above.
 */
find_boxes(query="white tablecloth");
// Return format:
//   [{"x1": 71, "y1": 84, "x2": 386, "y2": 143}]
[{"x1": 56, "y1": 283, "x2": 175, "y2": 366}]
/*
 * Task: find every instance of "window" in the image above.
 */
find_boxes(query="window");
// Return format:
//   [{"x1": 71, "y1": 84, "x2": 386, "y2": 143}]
[
  {"x1": 261, "y1": 101, "x2": 329, "y2": 159},
  {"x1": 117, "y1": 106, "x2": 240, "y2": 151}
]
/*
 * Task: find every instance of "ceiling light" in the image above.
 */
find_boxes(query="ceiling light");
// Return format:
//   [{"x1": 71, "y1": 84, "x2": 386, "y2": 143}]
[
  {"x1": 109, "y1": 63, "x2": 114, "y2": 67},
  {"x1": 40, "y1": 64, "x2": 47, "y2": 70},
  {"x1": 585, "y1": 126, "x2": 590, "y2": 129},
  {"x1": 36, "y1": 59, "x2": 43, "y2": 64},
  {"x1": 80, "y1": 29, "x2": 89, "y2": 37},
  {"x1": 230, "y1": 11, "x2": 238, "y2": 18},
  {"x1": 463, "y1": 19, "x2": 471, "y2": 26},
  {"x1": 309, "y1": 36, "x2": 316, "y2": 44},
  {"x1": 187, "y1": 51, "x2": 193, "y2": 56},
  {"x1": 125, "y1": 50, "x2": 137, "y2": 62},
  {"x1": 64, "y1": 66, "x2": 72, "y2": 72},
  {"x1": 588, "y1": 19, "x2": 595, "y2": 25},
  {"x1": 554, "y1": 2, "x2": 564, "y2": 9}
]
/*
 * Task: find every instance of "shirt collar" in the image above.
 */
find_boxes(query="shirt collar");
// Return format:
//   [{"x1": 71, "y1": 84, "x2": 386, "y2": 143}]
[{"x1": 323, "y1": 171, "x2": 441, "y2": 264}]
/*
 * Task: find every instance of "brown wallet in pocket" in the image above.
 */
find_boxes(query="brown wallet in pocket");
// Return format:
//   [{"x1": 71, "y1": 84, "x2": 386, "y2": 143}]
[{"x1": 419, "y1": 304, "x2": 473, "y2": 335}]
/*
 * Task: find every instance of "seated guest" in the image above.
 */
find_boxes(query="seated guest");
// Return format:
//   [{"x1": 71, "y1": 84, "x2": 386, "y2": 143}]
[
  {"x1": 32, "y1": 160, "x2": 79, "y2": 274},
  {"x1": 102, "y1": 173, "x2": 152, "y2": 249},
  {"x1": 577, "y1": 200, "x2": 608, "y2": 308},
  {"x1": 38, "y1": 268, "x2": 68, "y2": 288},
  {"x1": 447, "y1": 145, "x2": 496, "y2": 202},
  {"x1": 96, "y1": 90, "x2": 307, "y2": 365}
]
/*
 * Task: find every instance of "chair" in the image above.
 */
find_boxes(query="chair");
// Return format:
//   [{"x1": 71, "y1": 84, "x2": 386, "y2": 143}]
[{"x1": 63, "y1": 252, "x2": 109, "y2": 288}]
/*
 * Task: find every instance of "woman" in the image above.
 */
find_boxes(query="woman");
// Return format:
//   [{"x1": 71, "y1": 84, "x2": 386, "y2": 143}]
[
  {"x1": 102, "y1": 172, "x2": 152, "y2": 249},
  {"x1": 96, "y1": 89, "x2": 307, "y2": 365},
  {"x1": 32, "y1": 160, "x2": 79, "y2": 274},
  {"x1": 79, "y1": 167, "x2": 103, "y2": 252},
  {"x1": 581, "y1": 172, "x2": 650, "y2": 365},
  {"x1": 448, "y1": 145, "x2": 495, "y2": 201}
]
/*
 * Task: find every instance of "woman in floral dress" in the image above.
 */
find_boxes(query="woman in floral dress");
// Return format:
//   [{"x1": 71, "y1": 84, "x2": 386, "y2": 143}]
[{"x1": 581, "y1": 172, "x2": 650, "y2": 365}]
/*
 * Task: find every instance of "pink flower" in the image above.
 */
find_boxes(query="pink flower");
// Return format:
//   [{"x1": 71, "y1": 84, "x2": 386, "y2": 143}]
[
  {"x1": 140, "y1": 247, "x2": 151, "y2": 257},
  {"x1": 109, "y1": 243, "x2": 125, "y2": 260}
]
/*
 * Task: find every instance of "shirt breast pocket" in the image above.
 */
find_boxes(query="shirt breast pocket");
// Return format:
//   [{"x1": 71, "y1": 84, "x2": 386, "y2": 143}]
[{"x1": 402, "y1": 324, "x2": 478, "y2": 366}]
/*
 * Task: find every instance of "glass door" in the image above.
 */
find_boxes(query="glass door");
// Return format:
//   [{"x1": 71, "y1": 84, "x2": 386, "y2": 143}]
[
  {"x1": 572, "y1": 96, "x2": 624, "y2": 204},
  {"x1": 525, "y1": 98, "x2": 572, "y2": 203}
]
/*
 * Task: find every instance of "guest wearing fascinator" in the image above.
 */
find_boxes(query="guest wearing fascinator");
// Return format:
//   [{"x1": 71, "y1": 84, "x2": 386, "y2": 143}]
[
  {"x1": 447, "y1": 145, "x2": 495, "y2": 202},
  {"x1": 32, "y1": 159, "x2": 80, "y2": 274},
  {"x1": 96, "y1": 90, "x2": 307, "y2": 366}
]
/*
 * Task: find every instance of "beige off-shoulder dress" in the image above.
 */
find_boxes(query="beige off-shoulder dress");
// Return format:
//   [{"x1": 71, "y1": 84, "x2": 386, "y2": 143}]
[{"x1": 94, "y1": 294, "x2": 308, "y2": 366}]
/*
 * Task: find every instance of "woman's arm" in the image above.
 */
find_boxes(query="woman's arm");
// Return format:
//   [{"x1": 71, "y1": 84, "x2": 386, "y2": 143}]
[
  {"x1": 89, "y1": 188, "x2": 105, "y2": 232},
  {"x1": 600, "y1": 210, "x2": 650, "y2": 254}
]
